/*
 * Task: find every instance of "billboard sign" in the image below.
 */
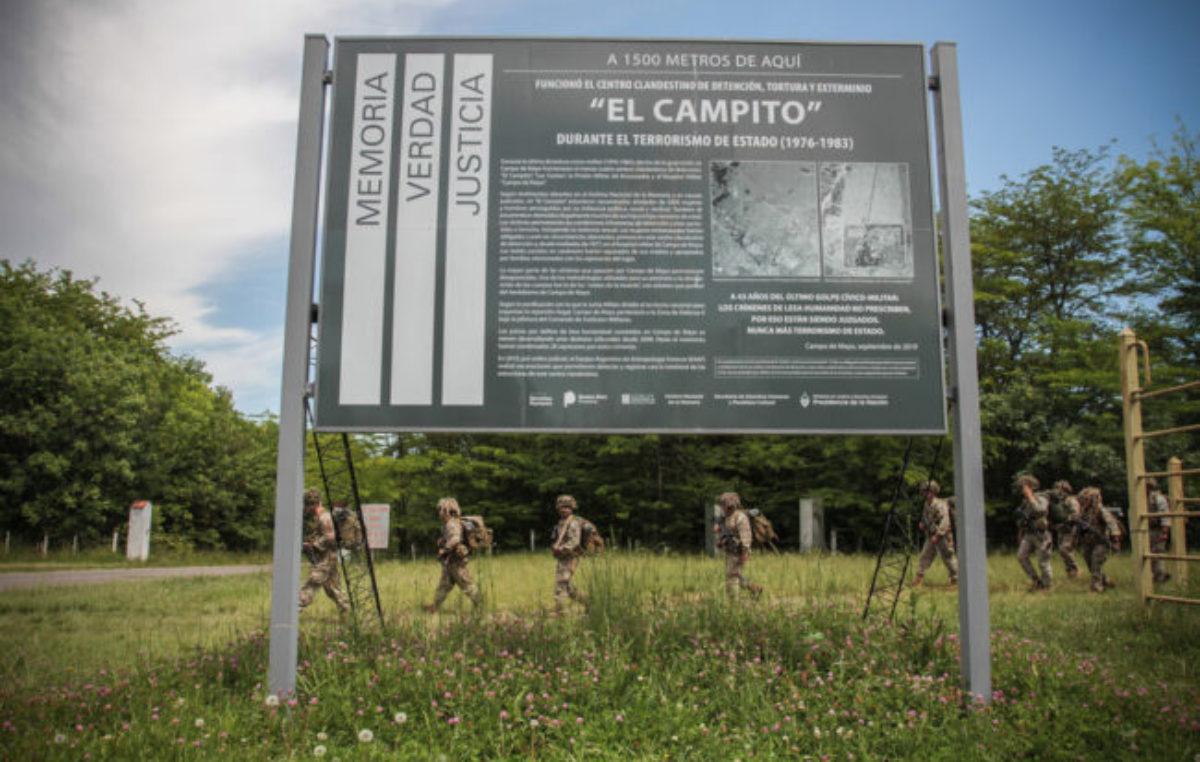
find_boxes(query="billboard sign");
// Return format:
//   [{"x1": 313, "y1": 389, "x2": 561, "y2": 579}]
[{"x1": 315, "y1": 37, "x2": 946, "y2": 433}]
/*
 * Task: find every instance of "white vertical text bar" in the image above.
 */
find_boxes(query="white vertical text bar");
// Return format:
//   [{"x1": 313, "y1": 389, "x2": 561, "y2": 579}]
[
  {"x1": 390, "y1": 54, "x2": 444, "y2": 406},
  {"x1": 340, "y1": 53, "x2": 396, "y2": 405},
  {"x1": 441, "y1": 54, "x2": 492, "y2": 406}
]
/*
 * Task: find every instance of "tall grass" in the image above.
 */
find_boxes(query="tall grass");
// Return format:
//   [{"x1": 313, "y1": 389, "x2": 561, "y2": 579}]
[{"x1": 2, "y1": 550, "x2": 1198, "y2": 760}]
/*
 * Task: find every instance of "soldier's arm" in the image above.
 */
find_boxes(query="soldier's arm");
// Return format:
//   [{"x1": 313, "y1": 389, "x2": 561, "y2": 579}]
[
  {"x1": 1022, "y1": 494, "x2": 1049, "y2": 522},
  {"x1": 441, "y1": 521, "x2": 462, "y2": 553},
  {"x1": 737, "y1": 513, "x2": 753, "y2": 555},
  {"x1": 1067, "y1": 497, "x2": 1081, "y2": 519},
  {"x1": 314, "y1": 513, "x2": 336, "y2": 552}
]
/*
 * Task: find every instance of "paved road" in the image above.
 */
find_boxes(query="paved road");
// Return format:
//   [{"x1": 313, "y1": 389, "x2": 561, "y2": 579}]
[{"x1": 0, "y1": 565, "x2": 271, "y2": 591}]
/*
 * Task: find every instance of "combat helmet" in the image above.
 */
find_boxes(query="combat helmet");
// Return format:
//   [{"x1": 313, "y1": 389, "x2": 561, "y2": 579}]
[
  {"x1": 437, "y1": 497, "x2": 462, "y2": 518},
  {"x1": 1013, "y1": 474, "x2": 1040, "y2": 493},
  {"x1": 555, "y1": 494, "x2": 577, "y2": 511}
]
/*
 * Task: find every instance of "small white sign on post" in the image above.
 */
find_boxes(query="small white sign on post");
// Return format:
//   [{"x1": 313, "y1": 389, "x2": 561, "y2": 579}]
[
  {"x1": 360, "y1": 503, "x2": 390, "y2": 550},
  {"x1": 126, "y1": 500, "x2": 152, "y2": 561},
  {"x1": 799, "y1": 497, "x2": 825, "y2": 552}
]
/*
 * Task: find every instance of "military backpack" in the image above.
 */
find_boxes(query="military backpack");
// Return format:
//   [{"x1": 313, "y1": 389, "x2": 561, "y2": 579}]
[
  {"x1": 746, "y1": 509, "x2": 779, "y2": 548},
  {"x1": 332, "y1": 505, "x2": 364, "y2": 550},
  {"x1": 460, "y1": 515, "x2": 493, "y2": 552},
  {"x1": 552, "y1": 516, "x2": 606, "y2": 555},
  {"x1": 577, "y1": 516, "x2": 605, "y2": 555}
]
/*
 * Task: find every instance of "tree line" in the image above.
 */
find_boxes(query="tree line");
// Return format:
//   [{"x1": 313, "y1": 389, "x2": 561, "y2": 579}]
[{"x1": 3, "y1": 125, "x2": 1196, "y2": 554}]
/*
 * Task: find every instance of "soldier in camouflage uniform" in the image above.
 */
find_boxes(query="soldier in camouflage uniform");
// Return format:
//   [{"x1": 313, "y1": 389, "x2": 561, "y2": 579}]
[
  {"x1": 1146, "y1": 478, "x2": 1173, "y2": 583},
  {"x1": 1014, "y1": 475, "x2": 1053, "y2": 591},
  {"x1": 426, "y1": 497, "x2": 482, "y2": 613},
  {"x1": 299, "y1": 488, "x2": 350, "y2": 615},
  {"x1": 1076, "y1": 487, "x2": 1122, "y2": 593},
  {"x1": 712, "y1": 492, "x2": 763, "y2": 600},
  {"x1": 1050, "y1": 480, "x2": 1082, "y2": 579},
  {"x1": 911, "y1": 480, "x2": 958, "y2": 587},
  {"x1": 550, "y1": 494, "x2": 589, "y2": 614}
]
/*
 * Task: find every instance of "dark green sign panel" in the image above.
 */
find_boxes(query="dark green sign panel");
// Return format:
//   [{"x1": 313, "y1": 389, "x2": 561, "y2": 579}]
[{"x1": 315, "y1": 37, "x2": 947, "y2": 433}]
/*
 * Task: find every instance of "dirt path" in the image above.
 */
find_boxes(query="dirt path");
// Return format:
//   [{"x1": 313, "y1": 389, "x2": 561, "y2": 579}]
[{"x1": 0, "y1": 565, "x2": 270, "y2": 591}]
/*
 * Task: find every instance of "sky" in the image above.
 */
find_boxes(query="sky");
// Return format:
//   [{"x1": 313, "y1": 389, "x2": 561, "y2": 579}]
[{"x1": 1, "y1": 0, "x2": 1196, "y2": 417}]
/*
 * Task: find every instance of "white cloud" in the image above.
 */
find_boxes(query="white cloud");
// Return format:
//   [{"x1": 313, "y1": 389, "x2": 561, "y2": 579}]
[{"x1": 0, "y1": 0, "x2": 453, "y2": 413}]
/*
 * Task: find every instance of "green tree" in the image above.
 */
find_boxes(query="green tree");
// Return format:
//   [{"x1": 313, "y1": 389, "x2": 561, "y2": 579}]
[
  {"x1": 971, "y1": 146, "x2": 1125, "y2": 380},
  {"x1": 0, "y1": 261, "x2": 172, "y2": 544},
  {"x1": 1116, "y1": 122, "x2": 1200, "y2": 364},
  {"x1": 0, "y1": 259, "x2": 278, "y2": 550}
]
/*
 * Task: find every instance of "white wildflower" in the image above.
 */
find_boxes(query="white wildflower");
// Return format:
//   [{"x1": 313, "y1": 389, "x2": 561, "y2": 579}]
[{"x1": 357, "y1": 729, "x2": 374, "y2": 743}]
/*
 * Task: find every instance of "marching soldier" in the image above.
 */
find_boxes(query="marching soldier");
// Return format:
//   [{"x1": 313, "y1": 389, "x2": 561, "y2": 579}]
[
  {"x1": 299, "y1": 488, "x2": 350, "y2": 615},
  {"x1": 911, "y1": 480, "x2": 958, "y2": 587},
  {"x1": 1015, "y1": 475, "x2": 1053, "y2": 591},
  {"x1": 1050, "y1": 480, "x2": 1082, "y2": 579},
  {"x1": 1076, "y1": 487, "x2": 1122, "y2": 593},
  {"x1": 1146, "y1": 478, "x2": 1172, "y2": 584},
  {"x1": 550, "y1": 494, "x2": 589, "y2": 614},
  {"x1": 427, "y1": 498, "x2": 482, "y2": 613},
  {"x1": 712, "y1": 492, "x2": 763, "y2": 600}
]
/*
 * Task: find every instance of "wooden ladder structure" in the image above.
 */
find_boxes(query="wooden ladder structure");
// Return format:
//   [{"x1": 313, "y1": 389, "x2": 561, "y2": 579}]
[{"x1": 1119, "y1": 328, "x2": 1200, "y2": 605}]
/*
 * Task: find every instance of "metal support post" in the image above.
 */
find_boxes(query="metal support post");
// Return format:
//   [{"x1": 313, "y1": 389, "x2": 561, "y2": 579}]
[
  {"x1": 268, "y1": 35, "x2": 330, "y2": 697},
  {"x1": 931, "y1": 42, "x2": 991, "y2": 703}
]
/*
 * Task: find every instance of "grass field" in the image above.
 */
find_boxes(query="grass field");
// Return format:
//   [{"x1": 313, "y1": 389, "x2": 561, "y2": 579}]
[{"x1": 1, "y1": 549, "x2": 1198, "y2": 759}]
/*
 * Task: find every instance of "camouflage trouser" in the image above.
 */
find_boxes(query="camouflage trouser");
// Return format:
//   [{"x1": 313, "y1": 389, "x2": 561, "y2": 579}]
[
  {"x1": 724, "y1": 553, "x2": 757, "y2": 599},
  {"x1": 1017, "y1": 529, "x2": 1053, "y2": 588},
  {"x1": 554, "y1": 555, "x2": 587, "y2": 611},
  {"x1": 915, "y1": 534, "x2": 958, "y2": 582},
  {"x1": 1150, "y1": 528, "x2": 1169, "y2": 581},
  {"x1": 1054, "y1": 524, "x2": 1080, "y2": 577},
  {"x1": 299, "y1": 552, "x2": 349, "y2": 613},
  {"x1": 1081, "y1": 542, "x2": 1111, "y2": 592},
  {"x1": 433, "y1": 557, "x2": 481, "y2": 610}
]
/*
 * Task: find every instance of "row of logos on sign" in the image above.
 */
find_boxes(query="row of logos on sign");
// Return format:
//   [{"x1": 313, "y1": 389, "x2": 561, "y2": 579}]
[{"x1": 526, "y1": 391, "x2": 891, "y2": 409}]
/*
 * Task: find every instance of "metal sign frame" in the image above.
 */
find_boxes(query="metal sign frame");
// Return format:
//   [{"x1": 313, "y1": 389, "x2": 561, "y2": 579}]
[{"x1": 269, "y1": 35, "x2": 990, "y2": 704}]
